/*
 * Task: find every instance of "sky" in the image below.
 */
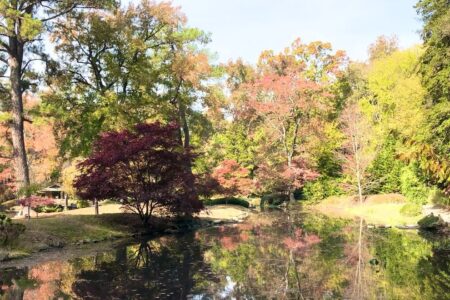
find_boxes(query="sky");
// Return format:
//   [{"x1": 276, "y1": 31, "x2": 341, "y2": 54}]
[{"x1": 136, "y1": 0, "x2": 423, "y2": 64}]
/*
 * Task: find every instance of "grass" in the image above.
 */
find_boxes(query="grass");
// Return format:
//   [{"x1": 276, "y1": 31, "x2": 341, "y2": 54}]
[
  {"x1": 9, "y1": 214, "x2": 141, "y2": 254},
  {"x1": 1, "y1": 204, "x2": 251, "y2": 261},
  {"x1": 311, "y1": 194, "x2": 423, "y2": 226}
]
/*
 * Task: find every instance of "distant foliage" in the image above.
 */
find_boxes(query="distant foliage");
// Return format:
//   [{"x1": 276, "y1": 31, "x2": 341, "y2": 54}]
[
  {"x1": 0, "y1": 214, "x2": 25, "y2": 245},
  {"x1": 367, "y1": 136, "x2": 405, "y2": 194},
  {"x1": 76, "y1": 200, "x2": 90, "y2": 209},
  {"x1": 301, "y1": 176, "x2": 344, "y2": 203},
  {"x1": 428, "y1": 188, "x2": 450, "y2": 206},
  {"x1": 74, "y1": 122, "x2": 203, "y2": 225},
  {"x1": 400, "y1": 165, "x2": 430, "y2": 204}
]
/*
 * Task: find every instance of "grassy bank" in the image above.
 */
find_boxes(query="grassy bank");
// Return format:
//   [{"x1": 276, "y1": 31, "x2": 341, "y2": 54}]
[
  {"x1": 1, "y1": 205, "x2": 250, "y2": 262},
  {"x1": 310, "y1": 194, "x2": 422, "y2": 226}
]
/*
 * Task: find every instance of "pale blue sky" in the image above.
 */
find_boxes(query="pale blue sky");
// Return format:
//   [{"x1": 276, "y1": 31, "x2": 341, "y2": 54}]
[{"x1": 128, "y1": 0, "x2": 423, "y2": 63}]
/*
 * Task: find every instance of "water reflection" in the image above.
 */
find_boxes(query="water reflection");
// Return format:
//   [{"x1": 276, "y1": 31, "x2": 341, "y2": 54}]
[{"x1": 1, "y1": 209, "x2": 449, "y2": 299}]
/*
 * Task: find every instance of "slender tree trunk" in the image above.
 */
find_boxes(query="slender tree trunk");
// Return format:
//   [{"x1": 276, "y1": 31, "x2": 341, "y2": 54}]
[
  {"x1": 287, "y1": 153, "x2": 295, "y2": 203},
  {"x1": 94, "y1": 199, "x2": 99, "y2": 215},
  {"x1": 8, "y1": 44, "x2": 30, "y2": 190}
]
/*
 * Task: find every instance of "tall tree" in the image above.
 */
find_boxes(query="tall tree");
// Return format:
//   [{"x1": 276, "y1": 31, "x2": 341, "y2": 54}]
[
  {"x1": 43, "y1": 1, "x2": 211, "y2": 160},
  {"x1": 0, "y1": 0, "x2": 114, "y2": 189},
  {"x1": 341, "y1": 102, "x2": 374, "y2": 203},
  {"x1": 240, "y1": 39, "x2": 346, "y2": 201},
  {"x1": 416, "y1": 0, "x2": 450, "y2": 104}
]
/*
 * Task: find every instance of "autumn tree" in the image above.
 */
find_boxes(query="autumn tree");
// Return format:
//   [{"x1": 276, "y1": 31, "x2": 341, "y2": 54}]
[
  {"x1": 42, "y1": 0, "x2": 211, "y2": 160},
  {"x1": 74, "y1": 122, "x2": 203, "y2": 225},
  {"x1": 212, "y1": 159, "x2": 253, "y2": 197},
  {"x1": 239, "y1": 39, "x2": 346, "y2": 201},
  {"x1": 367, "y1": 35, "x2": 399, "y2": 61},
  {"x1": 0, "y1": 0, "x2": 115, "y2": 190},
  {"x1": 18, "y1": 195, "x2": 54, "y2": 218},
  {"x1": 340, "y1": 102, "x2": 374, "y2": 203}
]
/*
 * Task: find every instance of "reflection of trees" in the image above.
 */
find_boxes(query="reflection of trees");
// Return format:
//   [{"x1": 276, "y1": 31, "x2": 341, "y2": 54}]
[
  {"x1": 71, "y1": 233, "x2": 218, "y2": 299},
  {"x1": 1, "y1": 211, "x2": 449, "y2": 299},
  {"x1": 0, "y1": 268, "x2": 29, "y2": 300},
  {"x1": 204, "y1": 211, "x2": 352, "y2": 299},
  {"x1": 368, "y1": 227, "x2": 450, "y2": 299}
]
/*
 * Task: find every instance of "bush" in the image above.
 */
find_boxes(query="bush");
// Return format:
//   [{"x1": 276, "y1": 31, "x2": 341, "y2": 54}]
[
  {"x1": 260, "y1": 193, "x2": 288, "y2": 207},
  {"x1": 203, "y1": 197, "x2": 250, "y2": 208},
  {"x1": 35, "y1": 204, "x2": 64, "y2": 213},
  {"x1": 400, "y1": 165, "x2": 430, "y2": 204},
  {"x1": 418, "y1": 214, "x2": 446, "y2": 230},
  {"x1": 400, "y1": 203, "x2": 422, "y2": 217},
  {"x1": 77, "y1": 200, "x2": 90, "y2": 208},
  {"x1": 0, "y1": 214, "x2": 25, "y2": 245},
  {"x1": 301, "y1": 176, "x2": 343, "y2": 203},
  {"x1": 428, "y1": 188, "x2": 450, "y2": 206}
]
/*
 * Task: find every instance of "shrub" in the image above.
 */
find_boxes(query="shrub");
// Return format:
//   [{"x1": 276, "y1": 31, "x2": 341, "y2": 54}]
[
  {"x1": 35, "y1": 204, "x2": 64, "y2": 213},
  {"x1": 418, "y1": 214, "x2": 446, "y2": 230},
  {"x1": 400, "y1": 165, "x2": 430, "y2": 204},
  {"x1": 203, "y1": 197, "x2": 249, "y2": 208},
  {"x1": 428, "y1": 188, "x2": 450, "y2": 206},
  {"x1": 260, "y1": 193, "x2": 288, "y2": 207},
  {"x1": 77, "y1": 200, "x2": 90, "y2": 209},
  {"x1": 400, "y1": 203, "x2": 422, "y2": 217},
  {"x1": 301, "y1": 176, "x2": 343, "y2": 203},
  {"x1": 0, "y1": 214, "x2": 25, "y2": 245}
]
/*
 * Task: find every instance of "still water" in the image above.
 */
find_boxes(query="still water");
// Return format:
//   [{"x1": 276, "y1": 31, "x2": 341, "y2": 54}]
[{"x1": 1, "y1": 209, "x2": 449, "y2": 299}]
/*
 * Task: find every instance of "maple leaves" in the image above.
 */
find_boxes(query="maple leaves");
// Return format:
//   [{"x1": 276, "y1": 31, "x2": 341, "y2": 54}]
[
  {"x1": 212, "y1": 159, "x2": 253, "y2": 196},
  {"x1": 74, "y1": 122, "x2": 203, "y2": 225},
  {"x1": 18, "y1": 196, "x2": 55, "y2": 209}
]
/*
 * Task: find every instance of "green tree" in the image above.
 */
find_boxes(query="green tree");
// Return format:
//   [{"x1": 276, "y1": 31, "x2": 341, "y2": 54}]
[
  {"x1": 0, "y1": 0, "x2": 115, "y2": 189},
  {"x1": 415, "y1": 0, "x2": 450, "y2": 104},
  {"x1": 42, "y1": 1, "x2": 211, "y2": 159}
]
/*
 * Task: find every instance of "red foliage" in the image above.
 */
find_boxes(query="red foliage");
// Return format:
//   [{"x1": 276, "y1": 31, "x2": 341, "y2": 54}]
[
  {"x1": 212, "y1": 159, "x2": 253, "y2": 196},
  {"x1": 256, "y1": 158, "x2": 319, "y2": 194},
  {"x1": 283, "y1": 228, "x2": 321, "y2": 252},
  {"x1": 195, "y1": 173, "x2": 221, "y2": 198},
  {"x1": 18, "y1": 196, "x2": 54, "y2": 209},
  {"x1": 74, "y1": 122, "x2": 203, "y2": 224}
]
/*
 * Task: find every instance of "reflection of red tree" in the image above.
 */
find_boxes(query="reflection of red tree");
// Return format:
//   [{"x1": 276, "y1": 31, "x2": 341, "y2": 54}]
[
  {"x1": 283, "y1": 229, "x2": 321, "y2": 252},
  {"x1": 220, "y1": 236, "x2": 238, "y2": 251},
  {"x1": 24, "y1": 261, "x2": 66, "y2": 300}
]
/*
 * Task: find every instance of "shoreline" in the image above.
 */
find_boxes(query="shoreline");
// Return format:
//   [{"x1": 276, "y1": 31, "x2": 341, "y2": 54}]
[{"x1": 0, "y1": 205, "x2": 252, "y2": 264}]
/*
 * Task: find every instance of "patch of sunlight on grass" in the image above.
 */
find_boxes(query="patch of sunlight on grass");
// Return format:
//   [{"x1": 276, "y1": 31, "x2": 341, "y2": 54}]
[{"x1": 311, "y1": 195, "x2": 422, "y2": 226}]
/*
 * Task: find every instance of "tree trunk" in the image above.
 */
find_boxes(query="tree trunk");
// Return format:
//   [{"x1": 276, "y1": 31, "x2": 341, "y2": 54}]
[
  {"x1": 8, "y1": 46, "x2": 30, "y2": 190},
  {"x1": 287, "y1": 154, "x2": 295, "y2": 204},
  {"x1": 94, "y1": 199, "x2": 99, "y2": 215},
  {"x1": 64, "y1": 194, "x2": 69, "y2": 211},
  {"x1": 178, "y1": 102, "x2": 190, "y2": 150}
]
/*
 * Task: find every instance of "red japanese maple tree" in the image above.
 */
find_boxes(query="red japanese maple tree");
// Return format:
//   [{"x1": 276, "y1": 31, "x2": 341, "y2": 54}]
[
  {"x1": 74, "y1": 122, "x2": 204, "y2": 225},
  {"x1": 18, "y1": 196, "x2": 55, "y2": 218}
]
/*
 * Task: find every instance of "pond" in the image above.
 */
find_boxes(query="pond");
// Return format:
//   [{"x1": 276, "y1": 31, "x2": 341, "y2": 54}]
[{"x1": 1, "y1": 208, "x2": 449, "y2": 299}]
